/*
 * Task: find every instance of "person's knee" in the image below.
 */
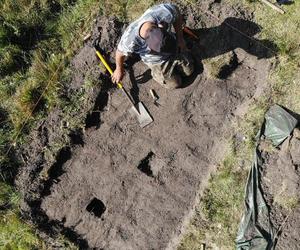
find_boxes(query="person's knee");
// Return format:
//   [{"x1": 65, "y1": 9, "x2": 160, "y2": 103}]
[
  {"x1": 177, "y1": 53, "x2": 195, "y2": 77},
  {"x1": 184, "y1": 63, "x2": 194, "y2": 77},
  {"x1": 149, "y1": 63, "x2": 183, "y2": 89},
  {"x1": 163, "y1": 75, "x2": 182, "y2": 89}
]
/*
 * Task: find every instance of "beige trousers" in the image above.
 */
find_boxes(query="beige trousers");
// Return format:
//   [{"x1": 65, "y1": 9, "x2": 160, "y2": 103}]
[{"x1": 147, "y1": 53, "x2": 194, "y2": 89}]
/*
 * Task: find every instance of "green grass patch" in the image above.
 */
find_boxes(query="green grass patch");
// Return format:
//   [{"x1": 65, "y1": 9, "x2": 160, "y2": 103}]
[
  {"x1": 179, "y1": 149, "x2": 248, "y2": 249},
  {"x1": 200, "y1": 157, "x2": 246, "y2": 243},
  {"x1": 0, "y1": 182, "x2": 20, "y2": 209},
  {"x1": 274, "y1": 193, "x2": 299, "y2": 211},
  {"x1": 0, "y1": 182, "x2": 45, "y2": 250},
  {"x1": 57, "y1": 0, "x2": 103, "y2": 53},
  {"x1": 0, "y1": 212, "x2": 45, "y2": 250},
  {"x1": 0, "y1": 45, "x2": 23, "y2": 76},
  {"x1": 203, "y1": 52, "x2": 234, "y2": 79},
  {"x1": 102, "y1": 0, "x2": 157, "y2": 21}
]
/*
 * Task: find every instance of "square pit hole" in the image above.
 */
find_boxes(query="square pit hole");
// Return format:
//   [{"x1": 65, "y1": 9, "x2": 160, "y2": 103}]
[
  {"x1": 86, "y1": 198, "x2": 106, "y2": 218},
  {"x1": 137, "y1": 151, "x2": 155, "y2": 177}
]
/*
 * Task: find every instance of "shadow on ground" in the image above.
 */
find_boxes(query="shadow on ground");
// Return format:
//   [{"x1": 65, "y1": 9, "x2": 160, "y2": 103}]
[{"x1": 192, "y1": 17, "x2": 277, "y2": 60}]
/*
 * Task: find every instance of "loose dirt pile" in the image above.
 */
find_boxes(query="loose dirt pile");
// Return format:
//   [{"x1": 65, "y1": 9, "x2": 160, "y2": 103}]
[
  {"x1": 16, "y1": 0, "x2": 277, "y2": 249},
  {"x1": 260, "y1": 127, "x2": 300, "y2": 249}
]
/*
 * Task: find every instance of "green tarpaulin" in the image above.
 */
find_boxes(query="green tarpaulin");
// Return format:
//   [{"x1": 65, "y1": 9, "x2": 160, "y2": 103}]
[{"x1": 236, "y1": 105, "x2": 298, "y2": 250}]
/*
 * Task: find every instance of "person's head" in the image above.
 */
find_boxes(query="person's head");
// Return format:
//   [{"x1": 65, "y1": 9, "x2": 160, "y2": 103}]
[{"x1": 140, "y1": 22, "x2": 164, "y2": 52}]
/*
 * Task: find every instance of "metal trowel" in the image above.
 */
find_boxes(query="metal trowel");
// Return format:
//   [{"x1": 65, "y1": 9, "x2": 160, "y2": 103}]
[
  {"x1": 149, "y1": 89, "x2": 162, "y2": 107},
  {"x1": 95, "y1": 49, "x2": 153, "y2": 128}
]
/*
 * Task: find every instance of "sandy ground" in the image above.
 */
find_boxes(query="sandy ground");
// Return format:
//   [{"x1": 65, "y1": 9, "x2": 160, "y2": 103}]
[{"x1": 15, "y1": 0, "x2": 280, "y2": 249}]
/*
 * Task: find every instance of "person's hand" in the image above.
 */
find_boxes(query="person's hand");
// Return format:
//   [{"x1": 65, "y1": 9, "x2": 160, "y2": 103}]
[
  {"x1": 111, "y1": 67, "x2": 124, "y2": 84},
  {"x1": 177, "y1": 38, "x2": 189, "y2": 53}
]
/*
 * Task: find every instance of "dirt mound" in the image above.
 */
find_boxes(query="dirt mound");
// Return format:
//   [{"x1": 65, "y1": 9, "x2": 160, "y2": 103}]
[
  {"x1": 260, "y1": 128, "x2": 300, "y2": 249},
  {"x1": 16, "y1": 0, "x2": 277, "y2": 248}
]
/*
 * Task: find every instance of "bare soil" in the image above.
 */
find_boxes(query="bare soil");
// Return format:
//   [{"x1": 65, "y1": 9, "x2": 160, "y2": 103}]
[
  {"x1": 15, "y1": 0, "x2": 278, "y2": 249},
  {"x1": 260, "y1": 127, "x2": 300, "y2": 250}
]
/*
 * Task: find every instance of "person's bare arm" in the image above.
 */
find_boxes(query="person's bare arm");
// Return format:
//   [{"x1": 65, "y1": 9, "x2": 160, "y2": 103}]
[
  {"x1": 112, "y1": 50, "x2": 125, "y2": 84},
  {"x1": 173, "y1": 7, "x2": 187, "y2": 52}
]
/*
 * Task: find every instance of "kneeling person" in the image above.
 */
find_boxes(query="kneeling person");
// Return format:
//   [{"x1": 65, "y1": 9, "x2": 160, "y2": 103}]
[{"x1": 112, "y1": 3, "x2": 194, "y2": 89}]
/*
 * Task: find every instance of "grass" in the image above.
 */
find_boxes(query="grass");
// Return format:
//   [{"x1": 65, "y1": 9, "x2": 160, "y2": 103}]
[
  {"x1": 0, "y1": 45, "x2": 23, "y2": 76},
  {"x1": 102, "y1": 0, "x2": 156, "y2": 21},
  {"x1": 179, "y1": 149, "x2": 249, "y2": 249},
  {"x1": 274, "y1": 192, "x2": 299, "y2": 211},
  {"x1": 57, "y1": 0, "x2": 103, "y2": 53},
  {"x1": 0, "y1": 182, "x2": 45, "y2": 249},
  {"x1": 0, "y1": 212, "x2": 44, "y2": 250},
  {"x1": 200, "y1": 156, "x2": 247, "y2": 244},
  {"x1": 203, "y1": 52, "x2": 234, "y2": 79},
  {"x1": 179, "y1": 0, "x2": 300, "y2": 249}
]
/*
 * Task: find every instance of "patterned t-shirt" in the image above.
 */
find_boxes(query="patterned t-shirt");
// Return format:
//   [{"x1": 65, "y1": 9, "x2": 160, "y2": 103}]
[{"x1": 117, "y1": 3, "x2": 178, "y2": 64}]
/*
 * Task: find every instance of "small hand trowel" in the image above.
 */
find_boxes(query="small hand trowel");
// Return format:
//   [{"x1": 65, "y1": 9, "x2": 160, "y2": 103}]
[{"x1": 149, "y1": 89, "x2": 162, "y2": 107}]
